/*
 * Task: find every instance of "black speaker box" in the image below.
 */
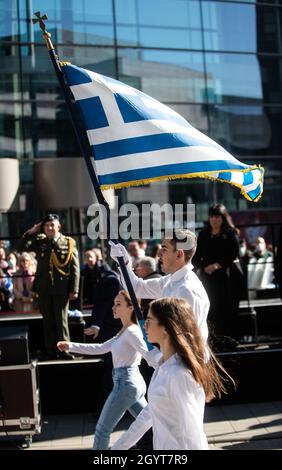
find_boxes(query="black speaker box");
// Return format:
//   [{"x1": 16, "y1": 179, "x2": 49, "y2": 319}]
[
  {"x1": 0, "y1": 326, "x2": 30, "y2": 365},
  {"x1": 0, "y1": 362, "x2": 41, "y2": 438}
]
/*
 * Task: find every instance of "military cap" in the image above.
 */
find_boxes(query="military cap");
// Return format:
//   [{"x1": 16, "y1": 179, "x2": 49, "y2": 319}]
[{"x1": 42, "y1": 213, "x2": 60, "y2": 225}]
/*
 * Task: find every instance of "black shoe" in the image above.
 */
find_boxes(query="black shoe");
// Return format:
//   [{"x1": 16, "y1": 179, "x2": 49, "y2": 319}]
[{"x1": 57, "y1": 352, "x2": 75, "y2": 360}]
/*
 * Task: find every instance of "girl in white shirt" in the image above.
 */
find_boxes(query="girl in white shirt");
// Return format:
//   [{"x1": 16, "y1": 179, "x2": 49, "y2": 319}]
[
  {"x1": 57, "y1": 290, "x2": 149, "y2": 450},
  {"x1": 112, "y1": 297, "x2": 234, "y2": 450}
]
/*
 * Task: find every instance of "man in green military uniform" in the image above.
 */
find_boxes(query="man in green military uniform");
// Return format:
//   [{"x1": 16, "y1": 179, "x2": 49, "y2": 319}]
[{"x1": 20, "y1": 214, "x2": 80, "y2": 359}]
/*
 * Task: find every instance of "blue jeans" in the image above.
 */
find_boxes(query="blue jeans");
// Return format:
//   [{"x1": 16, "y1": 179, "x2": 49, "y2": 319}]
[{"x1": 93, "y1": 365, "x2": 147, "y2": 450}]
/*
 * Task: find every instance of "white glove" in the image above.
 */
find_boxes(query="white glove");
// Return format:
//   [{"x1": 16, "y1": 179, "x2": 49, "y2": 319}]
[{"x1": 109, "y1": 241, "x2": 131, "y2": 266}]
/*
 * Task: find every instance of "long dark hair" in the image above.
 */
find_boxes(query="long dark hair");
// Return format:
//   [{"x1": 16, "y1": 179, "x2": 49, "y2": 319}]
[
  {"x1": 149, "y1": 297, "x2": 236, "y2": 399},
  {"x1": 208, "y1": 204, "x2": 238, "y2": 235}
]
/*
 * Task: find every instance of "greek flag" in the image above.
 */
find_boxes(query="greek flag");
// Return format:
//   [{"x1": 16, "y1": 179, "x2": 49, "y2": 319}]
[{"x1": 62, "y1": 63, "x2": 264, "y2": 202}]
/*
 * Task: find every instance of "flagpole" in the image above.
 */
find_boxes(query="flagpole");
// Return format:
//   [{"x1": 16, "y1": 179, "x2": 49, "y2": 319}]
[{"x1": 32, "y1": 12, "x2": 151, "y2": 346}]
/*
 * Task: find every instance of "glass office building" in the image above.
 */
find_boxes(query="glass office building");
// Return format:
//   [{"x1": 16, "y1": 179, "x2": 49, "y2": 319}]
[{"x1": 0, "y1": 0, "x2": 282, "y2": 237}]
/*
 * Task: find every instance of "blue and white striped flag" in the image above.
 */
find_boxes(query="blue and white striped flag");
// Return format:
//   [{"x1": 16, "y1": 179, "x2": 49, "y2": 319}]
[{"x1": 62, "y1": 63, "x2": 264, "y2": 202}]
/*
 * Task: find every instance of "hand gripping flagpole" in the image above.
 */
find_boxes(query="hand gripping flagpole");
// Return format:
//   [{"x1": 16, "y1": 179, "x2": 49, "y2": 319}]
[{"x1": 32, "y1": 12, "x2": 152, "y2": 348}]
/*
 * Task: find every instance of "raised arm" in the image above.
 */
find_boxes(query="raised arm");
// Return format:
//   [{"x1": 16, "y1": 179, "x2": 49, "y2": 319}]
[
  {"x1": 109, "y1": 242, "x2": 165, "y2": 299},
  {"x1": 18, "y1": 222, "x2": 43, "y2": 253},
  {"x1": 57, "y1": 337, "x2": 115, "y2": 356}
]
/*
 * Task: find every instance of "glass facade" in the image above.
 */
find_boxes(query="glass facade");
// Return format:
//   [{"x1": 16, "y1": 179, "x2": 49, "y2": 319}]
[{"x1": 0, "y1": 0, "x2": 282, "y2": 234}]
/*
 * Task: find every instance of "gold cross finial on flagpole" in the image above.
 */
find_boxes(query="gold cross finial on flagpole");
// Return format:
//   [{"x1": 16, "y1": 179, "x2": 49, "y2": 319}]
[
  {"x1": 32, "y1": 11, "x2": 48, "y2": 32},
  {"x1": 32, "y1": 11, "x2": 54, "y2": 51}
]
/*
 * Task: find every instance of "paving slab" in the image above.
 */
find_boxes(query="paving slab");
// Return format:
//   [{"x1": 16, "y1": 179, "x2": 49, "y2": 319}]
[{"x1": 1, "y1": 401, "x2": 282, "y2": 451}]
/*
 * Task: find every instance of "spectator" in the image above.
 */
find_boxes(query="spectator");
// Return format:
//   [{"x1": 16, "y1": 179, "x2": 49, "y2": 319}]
[
  {"x1": 134, "y1": 257, "x2": 162, "y2": 317},
  {"x1": 93, "y1": 247, "x2": 103, "y2": 261},
  {"x1": 150, "y1": 243, "x2": 161, "y2": 260},
  {"x1": 127, "y1": 241, "x2": 145, "y2": 268},
  {"x1": 92, "y1": 247, "x2": 111, "y2": 270},
  {"x1": 1, "y1": 252, "x2": 19, "y2": 306},
  {"x1": 0, "y1": 267, "x2": 13, "y2": 312},
  {"x1": 134, "y1": 256, "x2": 158, "y2": 281},
  {"x1": 193, "y1": 204, "x2": 243, "y2": 347},
  {"x1": 138, "y1": 239, "x2": 147, "y2": 256},
  {"x1": 13, "y1": 252, "x2": 38, "y2": 313},
  {"x1": 6, "y1": 252, "x2": 19, "y2": 276},
  {"x1": 149, "y1": 243, "x2": 163, "y2": 274},
  {"x1": 82, "y1": 250, "x2": 122, "y2": 341},
  {"x1": 0, "y1": 247, "x2": 8, "y2": 270},
  {"x1": 252, "y1": 237, "x2": 272, "y2": 261},
  {"x1": 238, "y1": 239, "x2": 252, "y2": 300},
  {"x1": 247, "y1": 236, "x2": 274, "y2": 293}
]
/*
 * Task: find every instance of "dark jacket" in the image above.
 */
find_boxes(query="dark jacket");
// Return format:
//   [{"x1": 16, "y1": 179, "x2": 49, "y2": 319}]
[
  {"x1": 194, "y1": 227, "x2": 241, "y2": 271},
  {"x1": 193, "y1": 227, "x2": 242, "y2": 339},
  {"x1": 81, "y1": 263, "x2": 123, "y2": 341}
]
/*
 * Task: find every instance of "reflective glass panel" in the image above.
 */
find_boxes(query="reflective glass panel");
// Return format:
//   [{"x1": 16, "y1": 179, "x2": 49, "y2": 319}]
[
  {"x1": 20, "y1": 46, "x2": 61, "y2": 100},
  {"x1": 257, "y1": 5, "x2": 282, "y2": 53},
  {"x1": 115, "y1": 0, "x2": 202, "y2": 49},
  {"x1": 215, "y1": 0, "x2": 254, "y2": 2},
  {"x1": 208, "y1": 105, "x2": 282, "y2": 156},
  {"x1": 168, "y1": 178, "x2": 213, "y2": 211},
  {"x1": 242, "y1": 157, "x2": 282, "y2": 211},
  {"x1": 56, "y1": 45, "x2": 117, "y2": 74},
  {"x1": 0, "y1": 51, "x2": 21, "y2": 99},
  {"x1": 31, "y1": 0, "x2": 114, "y2": 45},
  {"x1": 202, "y1": 2, "x2": 256, "y2": 52},
  {"x1": 205, "y1": 53, "x2": 263, "y2": 105},
  {"x1": 196, "y1": 174, "x2": 282, "y2": 217},
  {"x1": 259, "y1": 56, "x2": 282, "y2": 104},
  {"x1": 0, "y1": 105, "x2": 23, "y2": 158},
  {"x1": 20, "y1": 43, "x2": 116, "y2": 158},
  {"x1": 22, "y1": 100, "x2": 80, "y2": 159},
  {"x1": 118, "y1": 48, "x2": 205, "y2": 103},
  {"x1": 20, "y1": 46, "x2": 117, "y2": 99},
  {"x1": 0, "y1": 0, "x2": 18, "y2": 41},
  {"x1": 259, "y1": 159, "x2": 282, "y2": 209}
]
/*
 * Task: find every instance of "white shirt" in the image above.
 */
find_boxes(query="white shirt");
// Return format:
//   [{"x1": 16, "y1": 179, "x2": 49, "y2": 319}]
[
  {"x1": 111, "y1": 353, "x2": 209, "y2": 450},
  {"x1": 68, "y1": 324, "x2": 149, "y2": 368},
  {"x1": 120, "y1": 264, "x2": 210, "y2": 344}
]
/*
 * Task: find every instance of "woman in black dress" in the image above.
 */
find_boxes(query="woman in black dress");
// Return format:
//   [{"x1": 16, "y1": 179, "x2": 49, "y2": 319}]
[{"x1": 194, "y1": 204, "x2": 243, "y2": 349}]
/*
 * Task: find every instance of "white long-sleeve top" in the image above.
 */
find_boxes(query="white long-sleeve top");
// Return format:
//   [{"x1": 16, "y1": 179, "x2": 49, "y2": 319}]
[
  {"x1": 119, "y1": 264, "x2": 210, "y2": 344},
  {"x1": 68, "y1": 324, "x2": 150, "y2": 368},
  {"x1": 111, "y1": 353, "x2": 209, "y2": 450}
]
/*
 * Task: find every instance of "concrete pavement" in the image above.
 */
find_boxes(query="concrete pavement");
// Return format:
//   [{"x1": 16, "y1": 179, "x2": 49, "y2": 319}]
[
  {"x1": 205, "y1": 400, "x2": 282, "y2": 450},
  {"x1": 1, "y1": 400, "x2": 282, "y2": 450}
]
